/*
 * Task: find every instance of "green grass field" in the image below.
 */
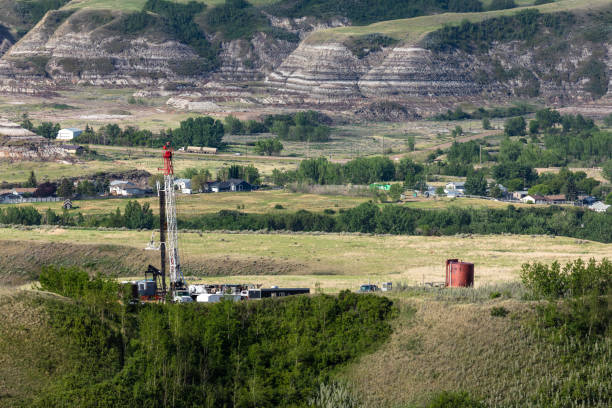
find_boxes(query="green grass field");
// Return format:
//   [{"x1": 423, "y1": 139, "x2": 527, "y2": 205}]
[
  {"x1": 0, "y1": 227, "x2": 608, "y2": 290},
  {"x1": 307, "y1": 0, "x2": 611, "y2": 43}
]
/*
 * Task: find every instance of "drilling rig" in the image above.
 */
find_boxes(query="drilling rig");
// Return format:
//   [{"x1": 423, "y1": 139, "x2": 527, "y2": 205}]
[{"x1": 142, "y1": 142, "x2": 190, "y2": 302}]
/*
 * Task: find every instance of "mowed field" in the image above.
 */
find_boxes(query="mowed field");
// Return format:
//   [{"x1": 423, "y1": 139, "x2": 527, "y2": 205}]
[{"x1": 0, "y1": 227, "x2": 608, "y2": 291}]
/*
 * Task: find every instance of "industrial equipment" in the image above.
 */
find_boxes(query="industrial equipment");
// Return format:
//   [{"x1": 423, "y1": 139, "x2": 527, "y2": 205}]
[{"x1": 445, "y1": 259, "x2": 474, "y2": 287}]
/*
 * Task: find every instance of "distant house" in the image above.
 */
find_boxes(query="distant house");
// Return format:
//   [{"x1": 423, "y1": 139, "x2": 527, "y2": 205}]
[
  {"x1": 544, "y1": 194, "x2": 566, "y2": 205},
  {"x1": 522, "y1": 194, "x2": 546, "y2": 204},
  {"x1": 589, "y1": 201, "x2": 610, "y2": 213},
  {"x1": 56, "y1": 128, "x2": 82, "y2": 141},
  {"x1": 174, "y1": 178, "x2": 192, "y2": 194},
  {"x1": 208, "y1": 179, "x2": 253, "y2": 193},
  {"x1": 370, "y1": 183, "x2": 391, "y2": 191},
  {"x1": 444, "y1": 181, "x2": 465, "y2": 194},
  {"x1": 577, "y1": 195, "x2": 597, "y2": 206},
  {"x1": 512, "y1": 190, "x2": 529, "y2": 200},
  {"x1": 0, "y1": 192, "x2": 22, "y2": 204},
  {"x1": 109, "y1": 181, "x2": 147, "y2": 196}
]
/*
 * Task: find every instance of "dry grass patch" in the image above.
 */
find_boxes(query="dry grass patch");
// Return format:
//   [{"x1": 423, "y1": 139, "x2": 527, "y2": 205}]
[{"x1": 345, "y1": 298, "x2": 561, "y2": 407}]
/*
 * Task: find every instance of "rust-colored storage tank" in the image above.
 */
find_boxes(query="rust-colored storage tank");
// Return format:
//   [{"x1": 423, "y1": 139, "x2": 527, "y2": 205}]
[{"x1": 445, "y1": 259, "x2": 474, "y2": 287}]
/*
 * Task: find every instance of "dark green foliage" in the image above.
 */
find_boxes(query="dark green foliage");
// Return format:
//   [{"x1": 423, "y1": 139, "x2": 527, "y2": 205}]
[
  {"x1": 217, "y1": 164, "x2": 260, "y2": 184},
  {"x1": 205, "y1": 0, "x2": 268, "y2": 40},
  {"x1": 490, "y1": 306, "x2": 509, "y2": 317},
  {"x1": 504, "y1": 116, "x2": 526, "y2": 136},
  {"x1": 523, "y1": 258, "x2": 612, "y2": 407},
  {"x1": 33, "y1": 278, "x2": 394, "y2": 408},
  {"x1": 58, "y1": 57, "x2": 115, "y2": 76},
  {"x1": 603, "y1": 160, "x2": 612, "y2": 183},
  {"x1": 34, "y1": 122, "x2": 60, "y2": 139},
  {"x1": 143, "y1": 0, "x2": 218, "y2": 66},
  {"x1": 180, "y1": 203, "x2": 612, "y2": 243},
  {"x1": 0, "y1": 206, "x2": 41, "y2": 225},
  {"x1": 14, "y1": 0, "x2": 70, "y2": 28},
  {"x1": 172, "y1": 116, "x2": 225, "y2": 147},
  {"x1": 464, "y1": 171, "x2": 487, "y2": 196},
  {"x1": 56, "y1": 178, "x2": 74, "y2": 198},
  {"x1": 427, "y1": 391, "x2": 485, "y2": 408},
  {"x1": 576, "y1": 56, "x2": 609, "y2": 98},
  {"x1": 447, "y1": 140, "x2": 488, "y2": 164},
  {"x1": 433, "y1": 104, "x2": 533, "y2": 121},
  {"x1": 0, "y1": 23, "x2": 15, "y2": 43},
  {"x1": 26, "y1": 170, "x2": 37, "y2": 188},
  {"x1": 343, "y1": 34, "x2": 398, "y2": 58},
  {"x1": 254, "y1": 138, "x2": 284, "y2": 156},
  {"x1": 76, "y1": 124, "x2": 156, "y2": 147},
  {"x1": 122, "y1": 201, "x2": 154, "y2": 229},
  {"x1": 521, "y1": 258, "x2": 611, "y2": 300},
  {"x1": 528, "y1": 168, "x2": 600, "y2": 197},
  {"x1": 269, "y1": 0, "x2": 484, "y2": 26},
  {"x1": 425, "y1": 9, "x2": 575, "y2": 53},
  {"x1": 117, "y1": 11, "x2": 158, "y2": 34},
  {"x1": 268, "y1": 111, "x2": 332, "y2": 142},
  {"x1": 487, "y1": 0, "x2": 516, "y2": 11}
]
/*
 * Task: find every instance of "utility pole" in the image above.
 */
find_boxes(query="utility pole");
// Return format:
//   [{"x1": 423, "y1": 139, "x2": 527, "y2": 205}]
[
  {"x1": 382, "y1": 135, "x2": 385, "y2": 155},
  {"x1": 479, "y1": 144, "x2": 482, "y2": 165}
]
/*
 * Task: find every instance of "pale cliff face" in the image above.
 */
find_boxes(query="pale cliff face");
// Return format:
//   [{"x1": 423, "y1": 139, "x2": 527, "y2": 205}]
[{"x1": 0, "y1": 8, "x2": 609, "y2": 107}]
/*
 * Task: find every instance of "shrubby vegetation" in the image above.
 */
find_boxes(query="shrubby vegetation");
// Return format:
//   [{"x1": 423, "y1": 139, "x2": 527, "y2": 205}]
[
  {"x1": 206, "y1": 0, "x2": 298, "y2": 41},
  {"x1": 267, "y1": 111, "x2": 332, "y2": 142},
  {"x1": 425, "y1": 9, "x2": 575, "y2": 53},
  {"x1": 143, "y1": 0, "x2": 218, "y2": 70},
  {"x1": 14, "y1": 0, "x2": 71, "y2": 33},
  {"x1": 76, "y1": 116, "x2": 225, "y2": 148},
  {"x1": 269, "y1": 0, "x2": 485, "y2": 25},
  {"x1": 343, "y1": 34, "x2": 398, "y2": 58},
  {"x1": 32, "y1": 268, "x2": 395, "y2": 407},
  {"x1": 521, "y1": 258, "x2": 611, "y2": 406},
  {"x1": 432, "y1": 104, "x2": 533, "y2": 121},
  {"x1": 177, "y1": 203, "x2": 612, "y2": 243}
]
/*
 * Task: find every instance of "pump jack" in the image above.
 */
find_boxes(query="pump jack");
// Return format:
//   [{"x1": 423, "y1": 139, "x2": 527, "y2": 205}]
[{"x1": 144, "y1": 142, "x2": 188, "y2": 302}]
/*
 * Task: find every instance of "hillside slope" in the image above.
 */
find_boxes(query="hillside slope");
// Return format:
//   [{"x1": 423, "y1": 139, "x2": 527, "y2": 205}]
[{"x1": 0, "y1": 0, "x2": 609, "y2": 107}]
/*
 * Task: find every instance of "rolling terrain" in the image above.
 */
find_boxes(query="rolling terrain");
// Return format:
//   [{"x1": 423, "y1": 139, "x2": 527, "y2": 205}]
[{"x1": 0, "y1": 0, "x2": 609, "y2": 111}]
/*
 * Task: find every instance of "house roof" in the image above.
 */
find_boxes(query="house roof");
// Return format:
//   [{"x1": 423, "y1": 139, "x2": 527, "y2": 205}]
[
  {"x1": 60, "y1": 128, "x2": 82, "y2": 132},
  {"x1": 525, "y1": 195, "x2": 546, "y2": 200},
  {"x1": 544, "y1": 194, "x2": 566, "y2": 201},
  {"x1": 589, "y1": 201, "x2": 610, "y2": 211}
]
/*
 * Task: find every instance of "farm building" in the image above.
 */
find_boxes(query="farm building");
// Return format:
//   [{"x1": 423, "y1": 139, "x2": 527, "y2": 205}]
[
  {"x1": 208, "y1": 179, "x2": 253, "y2": 193},
  {"x1": 589, "y1": 201, "x2": 610, "y2": 213},
  {"x1": 56, "y1": 128, "x2": 82, "y2": 141},
  {"x1": 109, "y1": 181, "x2": 148, "y2": 196},
  {"x1": 444, "y1": 181, "x2": 465, "y2": 194},
  {"x1": 174, "y1": 178, "x2": 192, "y2": 194},
  {"x1": 522, "y1": 195, "x2": 546, "y2": 204}
]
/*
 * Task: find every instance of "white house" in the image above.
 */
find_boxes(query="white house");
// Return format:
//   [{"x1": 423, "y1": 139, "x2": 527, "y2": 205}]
[
  {"x1": 56, "y1": 128, "x2": 82, "y2": 141},
  {"x1": 522, "y1": 194, "x2": 546, "y2": 204},
  {"x1": 444, "y1": 181, "x2": 465, "y2": 194},
  {"x1": 174, "y1": 178, "x2": 192, "y2": 194},
  {"x1": 589, "y1": 201, "x2": 610, "y2": 213},
  {"x1": 109, "y1": 181, "x2": 146, "y2": 196}
]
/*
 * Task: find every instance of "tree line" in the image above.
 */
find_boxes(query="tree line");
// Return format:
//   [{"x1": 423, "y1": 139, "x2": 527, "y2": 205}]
[{"x1": 3, "y1": 201, "x2": 610, "y2": 242}]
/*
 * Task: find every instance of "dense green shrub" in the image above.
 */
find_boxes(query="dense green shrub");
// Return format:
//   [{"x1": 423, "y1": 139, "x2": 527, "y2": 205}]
[
  {"x1": 15, "y1": 0, "x2": 71, "y2": 28},
  {"x1": 425, "y1": 10, "x2": 575, "y2": 53},
  {"x1": 343, "y1": 33, "x2": 398, "y2": 58},
  {"x1": 143, "y1": 0, "x2": 219, "y2": 66},
  {"x1": 269, "y1": 0, "x2": 484, "y2": 26},
  {"x1": 33, "y1": 284, "x2": 394, "y2": 407}
]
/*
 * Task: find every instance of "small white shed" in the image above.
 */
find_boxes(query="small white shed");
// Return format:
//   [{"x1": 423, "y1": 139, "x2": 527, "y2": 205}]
[{"x1": 56, "y1": 128, "x2": 83, "y2": 141}]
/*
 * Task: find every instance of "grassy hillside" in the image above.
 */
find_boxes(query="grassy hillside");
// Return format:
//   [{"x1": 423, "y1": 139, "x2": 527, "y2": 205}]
[
  {"x1": 63, "y1": 0, "x2": 280, "y2": 12},
  {"x1": 307, "y1": 0, "x2": 612, "y2": 43},
  {"x1": 1, "y1": 227, "x2": 609, "y2": 290}
]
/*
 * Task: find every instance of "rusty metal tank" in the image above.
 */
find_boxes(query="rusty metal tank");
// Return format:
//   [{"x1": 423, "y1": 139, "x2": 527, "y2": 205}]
[{"x1": 445, "y1": 259, "x2": 474, "y2": 287}]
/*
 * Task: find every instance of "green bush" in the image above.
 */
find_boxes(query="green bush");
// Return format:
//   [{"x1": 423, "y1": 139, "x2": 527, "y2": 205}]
[
  {"x1": 33, "y1": 287, "x2": 395, "y2": 407},
  {"x1": 490, "y1": 306, "x2": 509, "y2": 317},
  {"x1": 343, "y1": 33, "x2": 398, "y2": 58}
]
